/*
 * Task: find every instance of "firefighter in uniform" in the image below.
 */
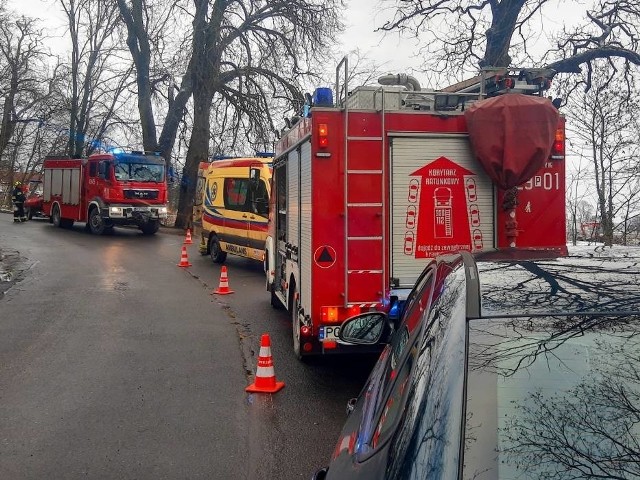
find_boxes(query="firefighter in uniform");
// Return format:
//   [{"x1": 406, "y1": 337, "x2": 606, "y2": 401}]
[{"x1": 12, "y1": 181, "x2": 27, "y2": 222}]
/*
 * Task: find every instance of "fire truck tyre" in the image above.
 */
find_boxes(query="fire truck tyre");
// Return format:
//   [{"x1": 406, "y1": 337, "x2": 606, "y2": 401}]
[
  {"x1": 52, "y1": 205, "x2": 62, "y2": 227},
  {"x1": 291, "y1": 293, "x2": 303, "y2": 360},
  {"x1": 270, "y1": 284, "x2": 281, "y2": 309},
  {"x1": 209, "y1": 236, "x2": 227, "y2": 263},
  {"x1": 141, "y1": 220, "x2": 160, "y2": 235},
  {"x1": 89, "y1": 207, "x2": 106, "y2": 235}
]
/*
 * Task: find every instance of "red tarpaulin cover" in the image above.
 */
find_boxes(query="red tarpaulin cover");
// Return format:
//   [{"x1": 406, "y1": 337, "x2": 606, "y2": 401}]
[{"x1": 464, "y1": 94, "x2": 559, "y2": 189}]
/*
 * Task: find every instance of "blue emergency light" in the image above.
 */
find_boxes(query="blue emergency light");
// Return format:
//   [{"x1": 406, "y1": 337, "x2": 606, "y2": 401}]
[{"x1": 313, "y1": 88, "x2": 333, "y2": 107}]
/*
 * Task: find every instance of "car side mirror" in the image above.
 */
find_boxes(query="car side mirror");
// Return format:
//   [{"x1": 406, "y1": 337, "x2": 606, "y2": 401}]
[{"x1": 339, "y1": 312, "x2": 392, "y2": 345}]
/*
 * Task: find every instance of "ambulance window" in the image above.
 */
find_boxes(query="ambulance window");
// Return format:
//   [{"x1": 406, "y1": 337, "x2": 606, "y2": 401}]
[{"x1": 224, "y1": 178, "x2": 249, "y2": 211}]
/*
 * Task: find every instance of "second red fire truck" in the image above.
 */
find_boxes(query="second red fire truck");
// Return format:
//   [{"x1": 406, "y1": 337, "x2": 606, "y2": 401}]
[
  {"x1": 265, "y1": 58, "x2": 567, "y2": 359},
  {"x1": 42, "y1": 150, "x2": 169, "y2": 235}
]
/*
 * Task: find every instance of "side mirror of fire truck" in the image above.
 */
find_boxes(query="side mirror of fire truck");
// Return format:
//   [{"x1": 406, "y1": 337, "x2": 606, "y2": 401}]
[{"x1": 338, "y1": 312, "x2": 393, "y2": 346}]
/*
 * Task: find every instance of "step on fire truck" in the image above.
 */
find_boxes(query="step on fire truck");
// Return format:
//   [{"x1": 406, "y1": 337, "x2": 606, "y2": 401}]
[
  {"x1": 265, "y1": 58, "x2": 566, "y2": 359},
  {"x1": 42, "y1": 150, "x2": 169, "y2": 235}
]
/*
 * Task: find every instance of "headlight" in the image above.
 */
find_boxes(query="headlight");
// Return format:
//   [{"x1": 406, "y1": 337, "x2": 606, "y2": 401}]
[
  {"x1": 159, "y1": 207, "x2": 168, "y2": 214},
  {"x1": 110, "y1": 206, "x2": 123, "y2": 215}
]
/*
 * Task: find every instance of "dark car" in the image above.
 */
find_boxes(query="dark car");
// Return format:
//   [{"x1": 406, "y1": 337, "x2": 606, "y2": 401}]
[{"x1": 314, "y1": 248, "x2": 640, "y2": 480}]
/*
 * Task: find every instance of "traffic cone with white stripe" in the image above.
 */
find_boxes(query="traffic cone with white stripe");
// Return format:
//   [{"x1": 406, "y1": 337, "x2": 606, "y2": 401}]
[
  {"x1": 184, "y1": 228, "x2": 193, "y2": 244},
  {"x1": 177, "y1": 245, "x2": 192, "y2": 267},
  {"x1": 212, "y1": 266, "x2": 234, "y2": 295},
  {"x1": 246, "y1": 333, "x2": 285, "y2": 394}
]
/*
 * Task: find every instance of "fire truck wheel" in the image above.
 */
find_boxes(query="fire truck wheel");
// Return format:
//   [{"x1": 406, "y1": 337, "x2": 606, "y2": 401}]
[
  {"x1": 89, "y1": 207, "x2": 106, "y2": 235},
  {"x1": 270, "y1": 284, "x2": 281, "y2": 309},
  {"x1": 291, "y1": 293, "x2": 302, "y2": 360},
  {"x1": 140, "y1": 220, "x2": 160, "y2": 235},
  {"x1": 52, "y1": 205, "x2": 62, "y2": 227},
  {"x1": 209, "y1": 235, "x2": 227, "y2": 263}
]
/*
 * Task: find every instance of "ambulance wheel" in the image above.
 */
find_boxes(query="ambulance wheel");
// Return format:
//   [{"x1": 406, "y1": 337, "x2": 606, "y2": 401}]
[
  {"x1": 89, "y1": 207, "x2": 106, "y2": 235},
  {"x1": 291, "y1": 293, "x2": 303, "y2": 360},
  {"x1": 52, "y1": 205, "x2": 62, "y2": 227},
  {"x1": 209, "y1": 235, "x2": 227, "y2": 263}
]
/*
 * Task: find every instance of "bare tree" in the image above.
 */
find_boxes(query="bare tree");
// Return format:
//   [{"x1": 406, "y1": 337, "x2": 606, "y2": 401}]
[
  {"x1": 167, "y1": 0, "x2": 343, "y2": 229},
  {"x1": 0, "y1": 14, "x2": 47, "y2": 165},
  {"x1": 58, "y1": 0, "x2": 133, "y2": 157},
  {"x1": 378, "y1": 1, "x2": 640, "y2": 88},
  {"x1": 566, "y1": 155, "x2": 595, "y2": 244},
  {"x1": 116, "y1": 0, "x2": 193, "y2": 164},
  {"x1": 564, "y1": 61, "x2": 640, "y2": 246}
]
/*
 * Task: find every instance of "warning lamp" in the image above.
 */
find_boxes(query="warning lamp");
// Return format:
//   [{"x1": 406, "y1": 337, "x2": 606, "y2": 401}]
[
  {"x1": 321, "y1": 306, "x2": 339, "y2": 322},
  {"x1": 318, "y1": 123, "x2": 329, "y2": 148},
  {"x1": 551, "y1": 126, "x2": 565, "y2": 160},
  {"x1": 301, "y1": 325, "x2": 312, "y2": 337}
]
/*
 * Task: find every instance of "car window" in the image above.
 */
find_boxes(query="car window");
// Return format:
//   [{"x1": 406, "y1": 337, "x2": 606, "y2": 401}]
[
  {"x1": 224, "y1": 178, "x2": 249, "y2": 211},
  {"x1": 463, "y1": 313, "x2": 640, "y2": 480},
  {"x1": 388, "y1": 260, "x2": 468, "y2": 480},
  {"x1": 356, "y1": 266, "x2": 435, "y2": 457}
]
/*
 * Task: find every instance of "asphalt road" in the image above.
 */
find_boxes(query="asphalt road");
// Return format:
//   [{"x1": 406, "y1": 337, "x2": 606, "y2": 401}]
[{"x1": 0, "y1": 213, "x2": 376, "y2": 480}]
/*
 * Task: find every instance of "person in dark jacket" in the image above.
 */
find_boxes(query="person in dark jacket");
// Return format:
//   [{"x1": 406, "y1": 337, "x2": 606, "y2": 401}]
[{"x1": 12, "y1": 181, "x2": 27, "y2": 222}]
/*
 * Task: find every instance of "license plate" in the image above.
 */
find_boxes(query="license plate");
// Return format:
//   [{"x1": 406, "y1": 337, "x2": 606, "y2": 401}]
[
  {"x1": 134, "y1": 207, "x2": 149, "y2": 212},
  {"x1": 319, "y1": 325, "x2": 340, "y2": 341}
]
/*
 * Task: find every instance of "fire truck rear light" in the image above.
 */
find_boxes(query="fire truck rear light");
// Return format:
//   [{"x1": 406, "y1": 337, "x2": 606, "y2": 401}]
[
  {"x1": 321, "y1": 306, "x2": 339, "y2": 322},
  {"x1": 323, "y1": 341, "x2": 337, "y2": 349},
  {"x1": 551, "y1": 127, "x2": 565, "y2": 159},
  {"x1": 347, "y1": 306, "x2": 361, "y2": 317},
  {"x1": 301, "y1": 325, "x2": 312, "y2": 336},
  {"x1": 318, "y1": 124, "x2": 329, "y2": 148},
  {"x1": 303, "y1": 342, "x2": 313, "y2": 352}
]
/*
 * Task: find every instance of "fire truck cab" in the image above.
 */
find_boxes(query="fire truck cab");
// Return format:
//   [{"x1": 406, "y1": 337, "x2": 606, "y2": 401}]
[{"x1": 266, "y1": 58, "x2": 566, "y2": 359}]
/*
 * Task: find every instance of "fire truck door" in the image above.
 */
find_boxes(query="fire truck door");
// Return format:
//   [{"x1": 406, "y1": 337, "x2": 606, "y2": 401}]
[
  {"x1": 86, "y1": 160, "x2": 102, "y2": 207},
  {"x1": 273, "y1": 162, "x2": 288, "y2": 294}
]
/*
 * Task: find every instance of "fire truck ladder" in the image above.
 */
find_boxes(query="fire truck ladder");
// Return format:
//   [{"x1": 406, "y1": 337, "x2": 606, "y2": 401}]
[{"x1": 336, "y1": 57, "x2": 386, "y2": 308}]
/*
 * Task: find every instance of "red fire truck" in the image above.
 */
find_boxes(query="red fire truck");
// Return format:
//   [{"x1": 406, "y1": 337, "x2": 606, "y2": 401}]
[
  {"x1": 42, "y1": 150, "x2": 169, "y2": 235},
  {"x1": 265, "y1": 58, "x2": 567, "y2": 359}
]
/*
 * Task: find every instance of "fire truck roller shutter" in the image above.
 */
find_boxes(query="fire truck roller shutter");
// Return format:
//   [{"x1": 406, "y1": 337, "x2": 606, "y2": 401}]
[
  {"x1": 389, "y1": 135, "x2": 495, "y2": 288},
  {"x1": 300, "y1": 140, "x2": 313, "y2": 316},
  {"x1": 287, "y1": 149, "x2": 300, "y2": 251}
]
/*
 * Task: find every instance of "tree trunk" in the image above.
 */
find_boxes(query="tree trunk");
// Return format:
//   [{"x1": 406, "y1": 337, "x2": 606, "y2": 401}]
[{"x1": 174, "y1": 86, "x2": 212, "y2": 229}]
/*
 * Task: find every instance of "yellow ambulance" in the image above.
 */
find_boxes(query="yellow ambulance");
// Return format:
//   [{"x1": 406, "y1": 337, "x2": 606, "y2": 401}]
[{"x1": 198, "y1": 156, "x2": 272, "y2": 263}]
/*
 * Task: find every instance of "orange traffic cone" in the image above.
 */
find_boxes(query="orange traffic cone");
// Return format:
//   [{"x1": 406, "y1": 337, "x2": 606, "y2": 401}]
[
  {"x1": 212, "y1": 266, "x2": 234, "y2": 295},
  {"x1": 184, "y1": 228, "x2": 193, "y2": 244},
  {"x1": 177, "y1": 245, "x2": 192, "y2": 267},
  {"x1": 246, "y1": 333, "x2": 285, "y2": 394}
]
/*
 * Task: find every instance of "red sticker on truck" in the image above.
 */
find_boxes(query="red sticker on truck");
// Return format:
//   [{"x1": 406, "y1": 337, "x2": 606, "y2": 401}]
[{"x1": 407, "y1": 156, "x2": 481, "y2": 258}]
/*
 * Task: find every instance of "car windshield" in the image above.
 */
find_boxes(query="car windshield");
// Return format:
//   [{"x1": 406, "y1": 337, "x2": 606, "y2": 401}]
[
  {"x1": 114, "y1": 162, "x2": 164, "y2": 182},
  {"x1": 463, "y1": 314, "x2": 640, "y2": 480}
]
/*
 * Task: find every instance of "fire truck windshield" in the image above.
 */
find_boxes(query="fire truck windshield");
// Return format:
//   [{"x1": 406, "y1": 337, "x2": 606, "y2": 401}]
[{"x1": 114, "y1": 161, "x2": 164, "y2": 182}]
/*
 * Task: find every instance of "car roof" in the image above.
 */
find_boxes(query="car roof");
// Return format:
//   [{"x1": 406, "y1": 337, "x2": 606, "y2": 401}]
[{"x1": 468, "y1": 248, "x2": 640, "y2": 317}]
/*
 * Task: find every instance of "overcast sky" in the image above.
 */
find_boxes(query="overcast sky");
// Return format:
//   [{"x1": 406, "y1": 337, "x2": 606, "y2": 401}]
[{"x1": 7, "y1": 0, "x2": 425, "y2": 72}]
